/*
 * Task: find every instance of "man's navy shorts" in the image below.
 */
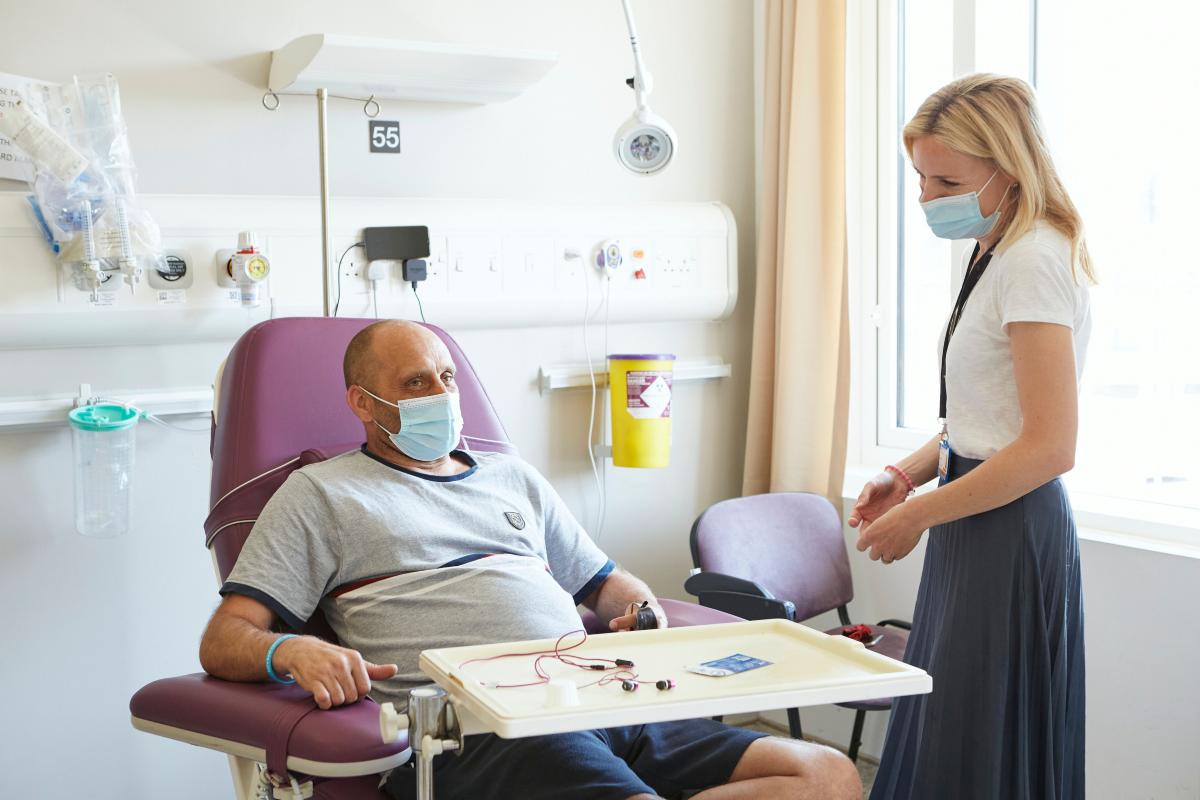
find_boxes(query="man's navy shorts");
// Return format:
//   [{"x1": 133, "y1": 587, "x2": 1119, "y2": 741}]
[{"x1": 385, "y1": 718, "x2": 769, "y2": 800}]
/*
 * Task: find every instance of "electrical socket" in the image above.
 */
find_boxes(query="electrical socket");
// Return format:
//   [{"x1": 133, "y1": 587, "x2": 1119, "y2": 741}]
[
  {"x1": 555, "y1": 241, "x2": 585, "y2": 289},
  {"x1": 422, "y1": 236, "x2": 448, "y2": 293}
]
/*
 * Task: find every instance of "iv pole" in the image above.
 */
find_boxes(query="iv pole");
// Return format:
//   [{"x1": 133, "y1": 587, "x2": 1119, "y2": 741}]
[
  {"x1": 317, "y1": 88, "x2": 332, "y2": 317},
  {"x1": 263, "y1": 86, "x2": 378, "y2": 316}
]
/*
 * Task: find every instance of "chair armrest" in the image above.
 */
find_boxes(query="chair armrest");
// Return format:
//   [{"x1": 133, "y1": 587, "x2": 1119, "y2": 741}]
[
  {"x1": 658, "y1": 597, "x2": 745, "y2": 626},
  {"x1": 876, "y1": 619, "x2": 912, "y2": 630},
  {"x1": 691, "y1": 591, "x2": 796, "y2": 622},
  {"x1": 130, "y1": 673, "x2": 409, "y2": 778},
  {"x1": 578, "y1": 597, "x2": 744, "y2": 634},
  {"x1": 684, "y1": 571, "x2": 774, "y2": 599}
]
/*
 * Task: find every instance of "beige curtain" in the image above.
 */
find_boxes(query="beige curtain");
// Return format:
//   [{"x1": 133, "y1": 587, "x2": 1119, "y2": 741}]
[{"x1": 743, "y1": 0, "x2": 849, "y2": 505}]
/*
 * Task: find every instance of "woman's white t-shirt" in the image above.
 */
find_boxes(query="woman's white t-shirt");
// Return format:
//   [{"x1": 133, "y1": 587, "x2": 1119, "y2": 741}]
[{"x1": 942, "y1": 222, "x2": 1091, "y2": 460}]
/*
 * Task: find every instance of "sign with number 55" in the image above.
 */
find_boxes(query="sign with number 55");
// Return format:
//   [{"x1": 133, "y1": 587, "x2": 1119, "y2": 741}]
[{"x1": 369, "y1": 120, "x2": 401, "y2": 153}]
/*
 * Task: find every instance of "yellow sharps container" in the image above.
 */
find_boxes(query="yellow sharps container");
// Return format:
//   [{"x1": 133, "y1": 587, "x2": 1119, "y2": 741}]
[{"x1": 608, "y1": 353, "x2": 676, "y2": 468}]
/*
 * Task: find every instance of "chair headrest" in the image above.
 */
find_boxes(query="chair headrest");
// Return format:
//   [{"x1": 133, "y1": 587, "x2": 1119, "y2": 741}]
[{"x1": 205, "y1": 318, "x2": 513, "y2": 581}]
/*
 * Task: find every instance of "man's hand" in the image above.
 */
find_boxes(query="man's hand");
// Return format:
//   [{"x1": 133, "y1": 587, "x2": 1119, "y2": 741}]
[
  {"x1": 608, "y1": 600, "x2": 669, "y2": 632},
  {"x1": 273, "y1": 636, "x2": 398, "y2": 710}
]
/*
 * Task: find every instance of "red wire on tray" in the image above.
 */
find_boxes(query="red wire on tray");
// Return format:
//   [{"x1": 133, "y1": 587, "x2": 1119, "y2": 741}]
[{"x1": 457, "y1": 629, "x2": 655, "y2": 690}]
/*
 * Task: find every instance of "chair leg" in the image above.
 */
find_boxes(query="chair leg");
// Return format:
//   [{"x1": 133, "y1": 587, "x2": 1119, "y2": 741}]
[
  {"x1": 226, "y1": 755, "x2": 260, "y2": 800},
  {"x1": 848, "y1": 709, "x2": 866, "y2": 762},
  {"x1": 786, "y1": 707, "x2": 803, "y2": 740}
]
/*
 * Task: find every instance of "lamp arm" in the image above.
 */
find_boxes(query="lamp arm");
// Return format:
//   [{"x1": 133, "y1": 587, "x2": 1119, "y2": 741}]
[{"x1": 620, "y1": 0, "x2": 652, "y2": 110}]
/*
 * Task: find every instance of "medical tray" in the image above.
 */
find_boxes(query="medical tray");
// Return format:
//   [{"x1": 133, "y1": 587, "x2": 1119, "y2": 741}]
[{"x1": 419, "y1": 619, "x2": 931, "y2": 738}]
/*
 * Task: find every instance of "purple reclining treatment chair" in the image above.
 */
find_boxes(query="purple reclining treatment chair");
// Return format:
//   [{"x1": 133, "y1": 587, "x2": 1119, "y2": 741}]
[
  {"x1": 684, "y1": 492, "x2": 912, "y2": 762},
  {"x1": 129, "y1": 317, "x2": 740, "y2": 800}
]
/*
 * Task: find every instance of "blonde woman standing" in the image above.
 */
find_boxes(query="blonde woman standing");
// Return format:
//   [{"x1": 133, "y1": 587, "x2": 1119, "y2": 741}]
[{"x1": 850, "y1": 74, "x2": 1092, "y2": 799}]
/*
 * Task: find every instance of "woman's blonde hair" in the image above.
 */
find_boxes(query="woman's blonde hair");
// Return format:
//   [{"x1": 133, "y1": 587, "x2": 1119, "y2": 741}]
[{"x1": 903, "y1": 74, "x2": 1096, "y2": 284}]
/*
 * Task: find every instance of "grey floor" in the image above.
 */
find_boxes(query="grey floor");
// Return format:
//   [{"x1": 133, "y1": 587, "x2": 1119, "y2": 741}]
[{"x1": 740, "y1": 719, "x2": 878, "y2": 798}]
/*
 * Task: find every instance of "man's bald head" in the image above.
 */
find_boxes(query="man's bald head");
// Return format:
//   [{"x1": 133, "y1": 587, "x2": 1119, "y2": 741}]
[{"x1": 343, "y1": 320, "x2": 446, "y2": 390}]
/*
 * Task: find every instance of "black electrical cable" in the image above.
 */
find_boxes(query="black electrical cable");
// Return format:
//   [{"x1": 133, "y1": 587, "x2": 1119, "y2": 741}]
[
  {"x1": 333, "y1": 239, "x2": 364, "y2": 316},
  {"x1": 412, "y1": 282, "x2": 427, "y2": 323}
]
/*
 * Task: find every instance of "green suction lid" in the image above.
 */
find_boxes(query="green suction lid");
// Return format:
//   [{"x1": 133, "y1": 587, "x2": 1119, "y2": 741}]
[{"x1": 68, "y1": 403, "x2": 140, "y2": 431}]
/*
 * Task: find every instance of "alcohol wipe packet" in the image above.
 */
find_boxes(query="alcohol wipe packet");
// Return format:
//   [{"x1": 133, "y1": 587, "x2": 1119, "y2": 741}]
[{"x1": 685, "y1": 653, "x2": 773, "y2": 678}]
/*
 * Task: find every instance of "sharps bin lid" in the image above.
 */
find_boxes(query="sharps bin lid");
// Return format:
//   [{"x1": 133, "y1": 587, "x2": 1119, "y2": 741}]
[{"x1": 607, "y1": 354, "x2": 676, "y2": 361}]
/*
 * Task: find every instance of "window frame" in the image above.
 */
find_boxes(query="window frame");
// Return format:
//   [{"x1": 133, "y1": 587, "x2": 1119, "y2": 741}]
[{"x1": 844, "y1": 0, "x2": 1200, "y2": 552}]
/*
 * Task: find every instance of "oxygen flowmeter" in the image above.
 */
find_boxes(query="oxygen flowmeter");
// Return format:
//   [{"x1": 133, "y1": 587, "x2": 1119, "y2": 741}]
[{"x1": 217, "y1": 231, "x2": 271, "y2": 308}]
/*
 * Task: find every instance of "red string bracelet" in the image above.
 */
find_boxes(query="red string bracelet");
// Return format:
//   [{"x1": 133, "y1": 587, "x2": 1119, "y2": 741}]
[{"x1": 885, "y1": 464, "x2": 916, "y2": 495}]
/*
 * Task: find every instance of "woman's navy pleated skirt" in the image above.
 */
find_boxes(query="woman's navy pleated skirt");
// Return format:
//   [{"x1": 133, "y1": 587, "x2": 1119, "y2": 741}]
[{"x1": 870, "y1": 455, "x2": 1086, "y2": 800}]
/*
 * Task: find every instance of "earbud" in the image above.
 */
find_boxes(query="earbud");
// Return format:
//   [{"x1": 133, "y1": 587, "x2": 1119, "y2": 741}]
[
  {"x1": 621, "y1": 680, "x2": 638, "y2": 692},
  {"x1": 655, "y1": 679, "x2": 675, "y2": 691}
]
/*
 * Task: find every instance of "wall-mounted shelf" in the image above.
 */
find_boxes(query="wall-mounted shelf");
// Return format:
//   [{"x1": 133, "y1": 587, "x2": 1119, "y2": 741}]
[
  {"x1": 538, "y1": 359, "x2": 732, "y2": 395},
  {"x1": 268, "y1": 34, "x2": 559, "y2": 104}
]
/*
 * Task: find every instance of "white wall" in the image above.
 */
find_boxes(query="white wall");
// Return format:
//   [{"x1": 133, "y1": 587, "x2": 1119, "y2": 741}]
[{"x1": 0, "y1": 2, "x2": 756, "y2": 797}]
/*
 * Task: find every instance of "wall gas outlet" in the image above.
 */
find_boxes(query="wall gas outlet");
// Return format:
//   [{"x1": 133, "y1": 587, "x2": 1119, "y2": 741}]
[{"x1": 148, "y1": 250, "x2": 193, "y2": 290}]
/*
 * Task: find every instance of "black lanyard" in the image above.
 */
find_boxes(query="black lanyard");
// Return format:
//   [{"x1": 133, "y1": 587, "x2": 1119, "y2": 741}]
[{"x1": 939, "y1": 244, "x2": 995, "y2": 421}]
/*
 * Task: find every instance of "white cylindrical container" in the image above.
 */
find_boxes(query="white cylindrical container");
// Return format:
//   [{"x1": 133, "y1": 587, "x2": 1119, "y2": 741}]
[
  {"x1": 68, "y1": 403, "x2": 139, "y2": 538},
  {"x1": 544, "y1": 679, "x2": 580, "y2": 708}
]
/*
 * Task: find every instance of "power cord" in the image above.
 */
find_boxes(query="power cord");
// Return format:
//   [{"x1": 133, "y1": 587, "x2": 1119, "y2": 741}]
[
  {"x1": 600, "y1": 271, "x2": 611, "y2": 535},
  {"x1": 332, "y1": 241, "x2": 365, "y2": 317},
  {"x1": 413, "y1": 282, "x2": 427, "y2": 323},
  {"x1": 578, "y1": 250, "x2": 610, "y2": 540}
]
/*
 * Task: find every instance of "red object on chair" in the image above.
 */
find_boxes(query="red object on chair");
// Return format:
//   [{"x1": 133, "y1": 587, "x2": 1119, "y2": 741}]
[
  {"x1": 129, "y1": 318, "x2": 741, "y2": 798},
  {"x1": 840, "y1": 624, "x2": 875, "y2": 643}
]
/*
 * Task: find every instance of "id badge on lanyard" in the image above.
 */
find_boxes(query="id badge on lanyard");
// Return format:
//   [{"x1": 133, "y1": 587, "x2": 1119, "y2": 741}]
[
  {"x1": 938, "y1": 245, "x2": 993, "y2": 487},
  {"x1": 937, "y1": 420, "x2": 951, "y2": 486}
]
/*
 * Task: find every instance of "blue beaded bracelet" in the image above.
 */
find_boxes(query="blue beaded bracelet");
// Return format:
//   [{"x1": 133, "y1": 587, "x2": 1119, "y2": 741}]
[{"x1": 266, "y1": 634, "x2": 298, "y2": 685}]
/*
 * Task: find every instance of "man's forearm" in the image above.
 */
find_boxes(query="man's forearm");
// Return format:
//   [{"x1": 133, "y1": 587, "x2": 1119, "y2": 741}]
[
  {"x1": 589, "y1": 568, "x2": 657, "y2": 623},
  {"x1": 199, "y1": 612, "x2": 283, "y2": 682}
]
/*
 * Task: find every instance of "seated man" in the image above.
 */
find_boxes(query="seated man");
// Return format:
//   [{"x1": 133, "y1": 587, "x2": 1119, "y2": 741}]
[{"x1": 199, "y1": 320, "x2": 860, "y2": 800}]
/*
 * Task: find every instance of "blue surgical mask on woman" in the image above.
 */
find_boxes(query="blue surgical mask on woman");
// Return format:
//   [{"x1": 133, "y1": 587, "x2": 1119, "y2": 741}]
[
  {"x1": 919, "y1": 169, "x2": 1005, "y2": 240},
  {"x1": 359, "y1": 387, "x2": 463, "y2": 461}
]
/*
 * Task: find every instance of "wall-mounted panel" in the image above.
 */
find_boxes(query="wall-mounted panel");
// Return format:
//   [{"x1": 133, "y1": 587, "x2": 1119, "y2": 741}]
[{"x1": 0, "y1": 193, "x2": 737, "y2": 349}]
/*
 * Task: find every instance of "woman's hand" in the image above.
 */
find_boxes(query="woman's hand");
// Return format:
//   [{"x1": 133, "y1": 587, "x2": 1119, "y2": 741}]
[
  {"x1": 848, "y1": 472, "x2": 910, "y2": 531},
  {"x1": 854, "y1": 501, "x2": 927, "y2": 564}
]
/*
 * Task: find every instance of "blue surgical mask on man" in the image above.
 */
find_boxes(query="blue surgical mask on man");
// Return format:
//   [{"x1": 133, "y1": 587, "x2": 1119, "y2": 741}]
[
  {"x1": 919, "y1": 169, "x2": 1007, "y2": 240},
  {"x1": 358, "y1": 387, "x2": 463, "y2": 461}
]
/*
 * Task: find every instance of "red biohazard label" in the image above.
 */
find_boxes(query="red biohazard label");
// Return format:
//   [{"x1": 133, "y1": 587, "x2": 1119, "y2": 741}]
[{"x1": 625, "y1": 370, "x2": 673, "y2": 419}]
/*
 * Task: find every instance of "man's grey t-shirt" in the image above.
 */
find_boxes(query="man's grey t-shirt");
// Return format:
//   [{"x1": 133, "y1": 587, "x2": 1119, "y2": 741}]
[{"x1": 222, "y1": 447, "x2": 613, "y2": 707}]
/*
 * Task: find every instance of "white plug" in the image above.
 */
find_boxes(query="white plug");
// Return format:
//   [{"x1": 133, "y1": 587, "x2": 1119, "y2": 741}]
[{"x1": 366, "y1": 260, "x2": 389, "y2": 282}]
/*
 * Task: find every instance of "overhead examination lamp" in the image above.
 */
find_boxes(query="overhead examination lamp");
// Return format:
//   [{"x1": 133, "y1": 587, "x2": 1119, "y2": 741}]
[{"x1": 614, "y1": 0, "x2": 677, "y2": 175}]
